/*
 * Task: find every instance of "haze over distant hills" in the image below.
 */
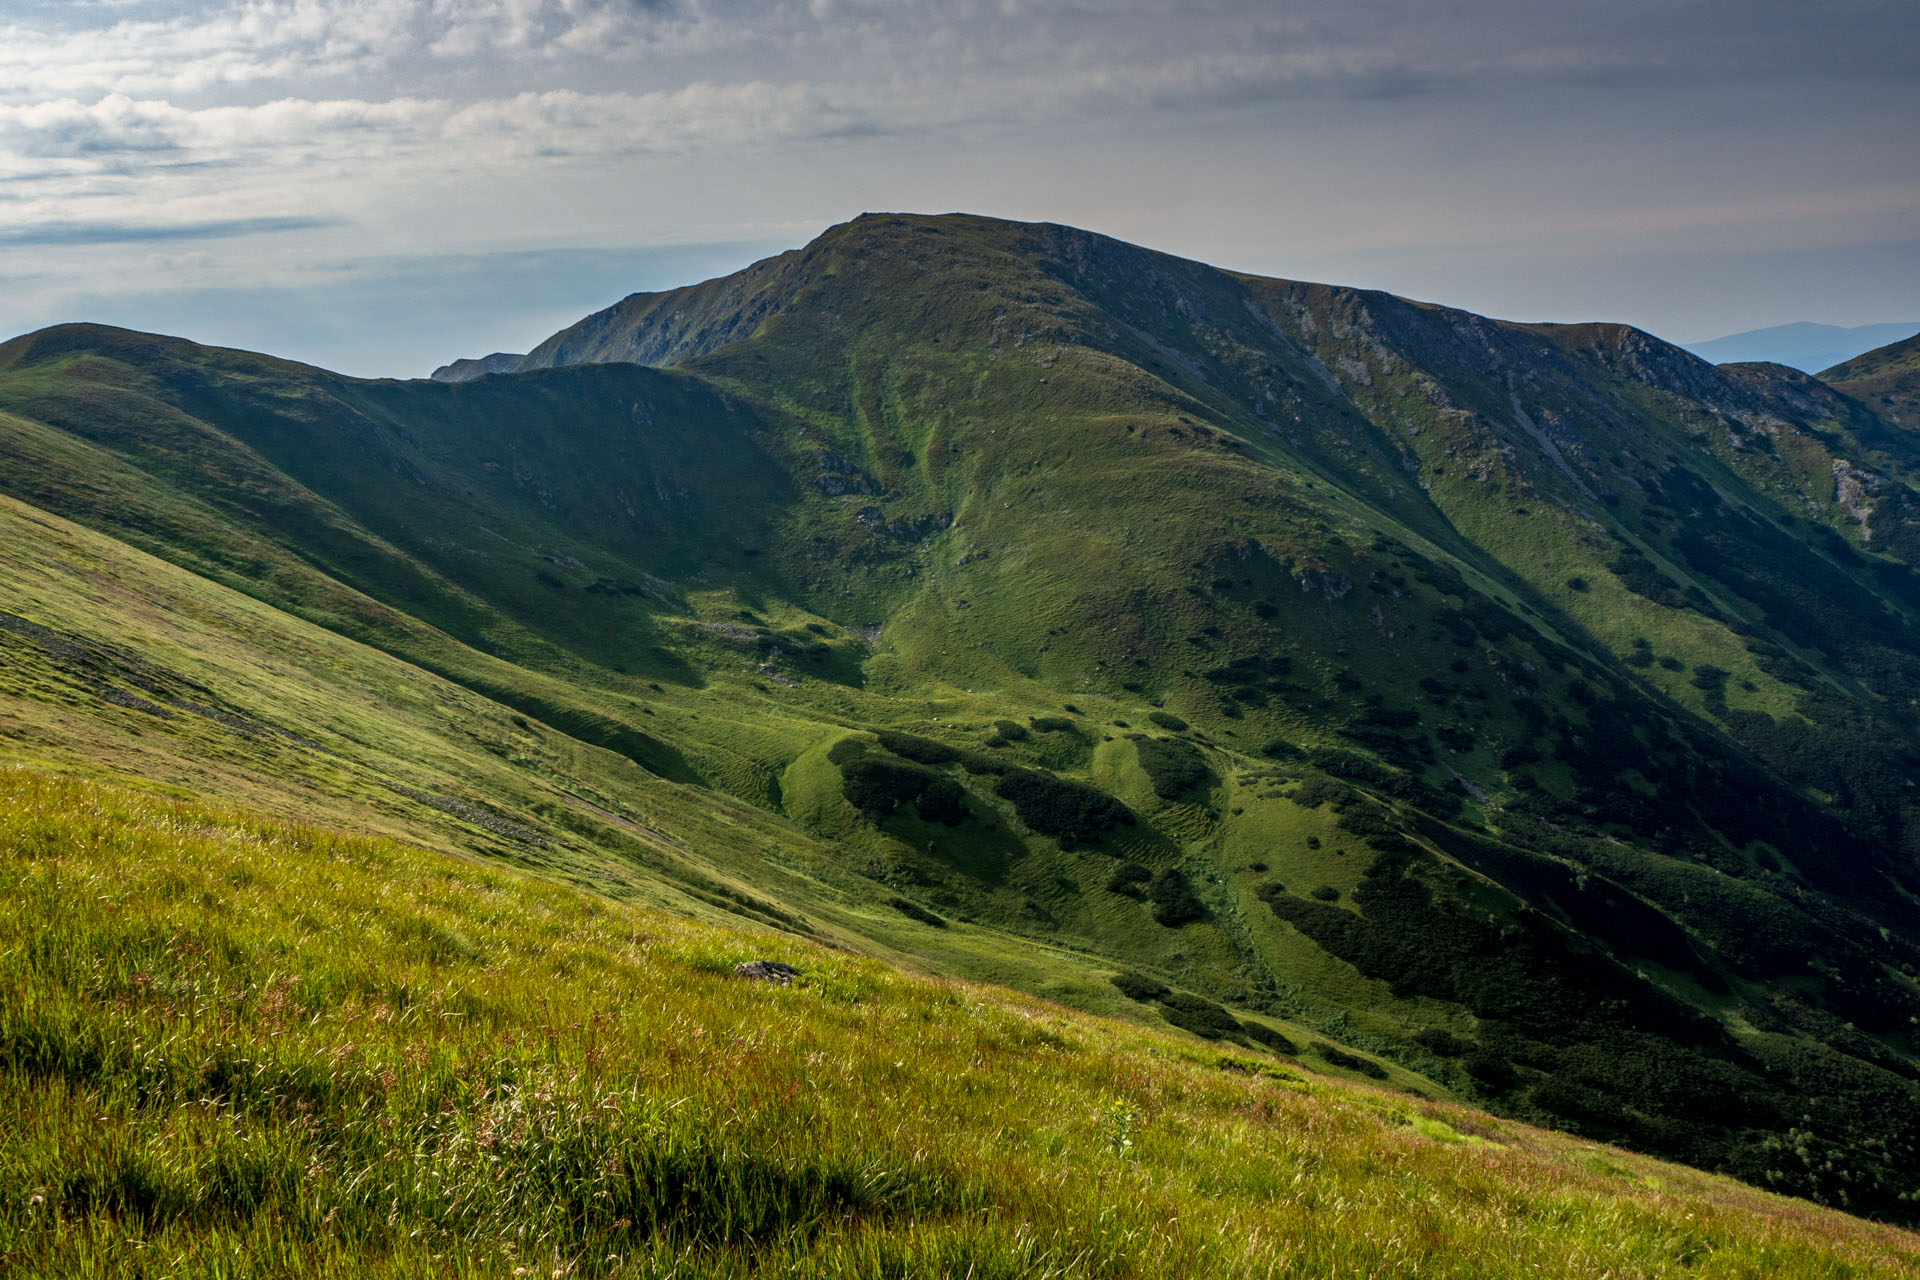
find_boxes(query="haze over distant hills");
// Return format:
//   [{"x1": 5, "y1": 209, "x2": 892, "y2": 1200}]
[
  {"x1": 6, "y1": 213, "x2": 1920, "y2": 1252},
  {"x1": 1682, "y1": 321, "x2": 1920, "y2": 373}
]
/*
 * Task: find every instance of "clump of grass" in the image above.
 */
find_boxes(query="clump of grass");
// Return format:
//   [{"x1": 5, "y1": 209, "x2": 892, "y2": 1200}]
[{"x1": 2, "y1": 767, "x2": 1917, "y2": 1279}]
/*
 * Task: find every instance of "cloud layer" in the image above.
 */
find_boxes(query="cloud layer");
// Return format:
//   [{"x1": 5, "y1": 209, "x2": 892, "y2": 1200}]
[{"x1": 2, "y1": 0, "x2": 1915, "y2": 375}]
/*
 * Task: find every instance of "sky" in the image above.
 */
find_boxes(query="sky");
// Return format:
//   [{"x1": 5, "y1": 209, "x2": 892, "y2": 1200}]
[{"x1": 1, "y1": 0, "x2": 1915, "y2": 378}]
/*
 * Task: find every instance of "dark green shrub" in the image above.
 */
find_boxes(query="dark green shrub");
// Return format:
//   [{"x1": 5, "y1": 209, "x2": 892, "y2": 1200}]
[
  {"x1": 1240, "y1": 1022, "x2": 1299, "y2": 1054},
  {"x1": 1310, "y1": 884, "x2": 1340, "y2": 902},
  {"x1": 994, "y1": 769, "x2": 1133, "y2": 842},
  {"x1": 1135, "y1": 737, "x2": 1210, "y2": 800},
  {"x1": 1158, "y1": 992, "x2": 1240, "y2": 1040},
  {"x1": 992, "y1": 720, "x2": 1030, "y2": 741},
  {"x1": 1030, "y1": 716, "x2": 1075, "y2": 733},
  {"x1": 1413, "y1": 1028, "x2": 1470, "y2": 1057},
  {"x1": 956, "y1": 750, "x2": 1008, "y2": 776},
  {"x1": 1106, "y1": 862, "x2": 1152, "y2": 895},
  {"x1": 875, "y1": 730, "x2": 960, "y2": 764},
  {"x1": 1149, "y1": 868, "x2": 1205, "y2": 926},
  {"x1": 1110, "y1": 971, "x2": 1170, "y2": 1002},
  {"x1": 1260, "y1": 737, "x2": 1301, "y2": 759},
  {"x1": 1147, "y1": 710, "x2": 1189, "y2": 732},
  {"x1": 1290, "y1": 776, "x2": 1347, "y2": 809},
  {"x1": 1691, "y1": 665, "x2": 1729, "y2": 693},
  {"x1": 887, "y1": 896, "x2": 948, "y2": 928},
  {"x1": 841, "y1": 757, "x2": 968, "y2": 826},
  {"x1": 1464, "y1": 1053, "x2": 1519, "y2": 1091},
  {"x1": 827, "y1": 736, "x2": 869, "y2": 765},
  {"x1": 1312, "y1": 1041, "x2": 1387, "y2": 1079}
]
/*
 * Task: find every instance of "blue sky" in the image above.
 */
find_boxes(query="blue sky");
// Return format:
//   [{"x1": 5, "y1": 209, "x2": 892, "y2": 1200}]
[{"x1": 2, "y1": 0, "x2": 1915, "y2": 377}]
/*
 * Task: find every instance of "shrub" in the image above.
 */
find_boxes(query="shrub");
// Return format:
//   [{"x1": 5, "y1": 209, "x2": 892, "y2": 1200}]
[
  {"x1": 1413, "y1": 1028, "x2": 1470, "y2": 1057},
  {"x1": 841, "y1": 757, "x2": 968, "y2": 825},
  {"x1": 1290, "y1": 776, "x2": 1348, "y2": 809},
  {"x1": 875, "y1": 730, "x2": 960, "y2": 765},
  {"x1": 1106, "y1": 862, "x2": 1152, "y2": 895},
  {"x1": 1312, "y1": 1041, "x2": 1387, "y2": 1079},
  {"x1": 956, "y1": 750, "x2": 1008, "y2": 776},
  {"x1": 1149, "y1": 868, "x2": 1205, "y2": 926},
  {"x1": 887, "y1": 896, "x2": 948, "y2": 928},
  {"x1": 1029, "y1": 716, "x2": 1076, "y2": 733},
  {"x1": 1464, "y1": 1053, "x2": 1519, "y2": 1091},
  {"x1": 1691, "y1": 665, "x2": 1730, "y2": 693},
  {"x1": 1240, "y1": 1022, "x2": 1299, "y2": 1055},
  {"x1": 1135, "y1": 737, "x2": 1210, "y2": 800},
  {"x1": 994, "y1": 769, "x2": 1134, "y2": 842},
  {"x1": 1158, "y1": 992, "x2": 1240, "y2": 1040},
  {"x1": 1147, "y1": 710, "x2": 1189, "y2": 732},
  {"x1": 1310, "y1": 884, "x2": 1340, "y2": 902},
  {"x1": 1110, "y1": 970, "x2": 1170, "y2": 1002},
  {"x1": 993, "y1": 720, "x2": 1031, "y2": 741}
]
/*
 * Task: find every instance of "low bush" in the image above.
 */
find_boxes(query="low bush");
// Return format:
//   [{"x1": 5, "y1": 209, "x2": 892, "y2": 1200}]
[
  {"x1": 1312, "y1": 1042, "x2": 1388, "y2": 1079},
  {"x1": 842, "y1": 757, "x2": 968, "y2": 826},
  {"x1": 1135, "y1": 737, "x2": 1211, "y2": 800},
  {"x1": 994, "y1": 769, "x2": 1134, "y2": 843},
  {"x1": 1110, "y1": 970, "x2": 1171, "y2": 1002},
  {"x1": 1107, "y1": 862, "x2": 1152, "y2": 895},
  {"x1": 1147, "y1": 711, "x2": 1189, "y2": 732},
  {"x1": 1240, "y1": 1022, "x2": 1299, "y2": 1055},
  {"x1": 1158, "y1": 992, "x2": 1241, "y2": 1041},
  {"x1": 875, "y1": 730, "x2": 961, "y2": 765},
  {"x1": 887, "y1": 896, "x2": 949, "y2": 928},
  {"x1": 1413, "y1": 1028, "x2": 1471, "y2": 1057},
  {"x1": 1149, "y1": 868, "x2": 1205, "y2": 926}
]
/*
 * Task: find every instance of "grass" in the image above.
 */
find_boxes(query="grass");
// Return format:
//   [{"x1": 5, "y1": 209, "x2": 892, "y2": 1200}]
[
  {"x1": 4, "y1": 213, "x2": 1920, "y2": 1224},
  {"x1": 4, "y1": 765, "x2": 1919, "y2": 1278}
]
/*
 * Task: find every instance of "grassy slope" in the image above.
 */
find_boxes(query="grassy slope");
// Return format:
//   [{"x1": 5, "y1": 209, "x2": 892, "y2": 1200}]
[
  {"x1": 0, "y1": 484, "x2": 1364, "y2": 1071},
  {"x1": 1823, "y1": 332, "x2": 1920, "y2": 430},
  {"x1": 5, "y1": 215, "x2": 1920, "y2": 1222},
  {"x1": 6, "y1": 765, "x2": 1919, "y2": 1278}
]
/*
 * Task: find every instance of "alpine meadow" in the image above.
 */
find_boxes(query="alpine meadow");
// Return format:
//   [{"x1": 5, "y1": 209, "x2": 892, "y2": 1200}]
[{"x1": 4, "y1": 212, "x2": 1920, "y2": 1277}]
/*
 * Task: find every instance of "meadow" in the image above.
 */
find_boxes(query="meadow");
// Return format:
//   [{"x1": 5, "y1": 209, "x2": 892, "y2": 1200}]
[{"x1": 4, "y1": 766, "x2": 1917, "y2": 1278}]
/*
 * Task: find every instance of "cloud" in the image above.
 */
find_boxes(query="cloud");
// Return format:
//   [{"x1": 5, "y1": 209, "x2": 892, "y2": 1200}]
[{"x1": 0, "y1": 213, "x2": 339, "y2": 246}]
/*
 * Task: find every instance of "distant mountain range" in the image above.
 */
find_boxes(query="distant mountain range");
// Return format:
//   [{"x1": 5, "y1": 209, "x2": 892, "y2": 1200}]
[
  {"x1": 1681, "y1": 320, "x2": 1919, "y2": 373},
  {"x1": 5, "y1": 213, "x2": 1920, "y2": 1226}
]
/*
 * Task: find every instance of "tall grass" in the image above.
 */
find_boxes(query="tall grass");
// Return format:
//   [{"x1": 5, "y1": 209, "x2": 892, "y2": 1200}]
[{"x1": 2, "y1": 766, "x2": 1916, "y2": 1277}]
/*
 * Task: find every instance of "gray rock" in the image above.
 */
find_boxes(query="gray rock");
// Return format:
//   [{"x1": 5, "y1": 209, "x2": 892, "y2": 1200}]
[{"x1": 733, "y1": 960, "x2": 800, "y2": 985}]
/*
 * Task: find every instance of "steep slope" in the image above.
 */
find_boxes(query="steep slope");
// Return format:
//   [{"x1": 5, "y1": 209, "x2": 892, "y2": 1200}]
[
  {"x1": 9, "y1": 767, "x2": 1918, "y2": 1277},
  {"x1": 1824, "y1": 331, "x2": 1920, "y2": 428},
  {"x1": 5, "y1": 214, "x2": 1920, "y2": 1222}
]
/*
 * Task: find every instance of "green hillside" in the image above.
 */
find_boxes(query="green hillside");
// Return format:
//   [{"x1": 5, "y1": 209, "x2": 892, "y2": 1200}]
[
  {"x1": 8, "y1": 767, "x2": 1917, "y2": 1277},
  {"x1": 4, "y1": 213, "x2": 1920, "y2": 1232},
  {"x1": 1823, "y1": 331, "x2": 1920, "y2": 428}
]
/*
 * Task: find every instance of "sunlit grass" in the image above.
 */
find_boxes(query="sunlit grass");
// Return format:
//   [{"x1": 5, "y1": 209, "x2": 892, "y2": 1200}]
[{"x1": 3, "y1": 766, "x2": 1916, "y2": 1277}]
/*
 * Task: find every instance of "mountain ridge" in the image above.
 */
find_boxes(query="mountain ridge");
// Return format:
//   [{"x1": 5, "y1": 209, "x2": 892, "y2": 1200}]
[{"x1": 6, "y1": 211, "x2": 1920, "y2": 1223}]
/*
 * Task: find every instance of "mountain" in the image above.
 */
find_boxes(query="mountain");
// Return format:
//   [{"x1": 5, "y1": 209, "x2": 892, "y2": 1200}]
[
  {"x1": 5, "y1": 212, "x2": 1920, "y2": 1227},
  {"x1": 1824, "y1": 331, "x2": 1920, "y2": 428},
  {"x1": 1682, "y1": 321, "x2": 1920, "y2": 373}
]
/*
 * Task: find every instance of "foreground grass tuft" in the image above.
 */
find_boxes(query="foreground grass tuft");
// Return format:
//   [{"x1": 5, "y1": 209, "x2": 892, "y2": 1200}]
[{"x1": 2, "y1": 767, "x2": 1916, "y2": 1277}]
